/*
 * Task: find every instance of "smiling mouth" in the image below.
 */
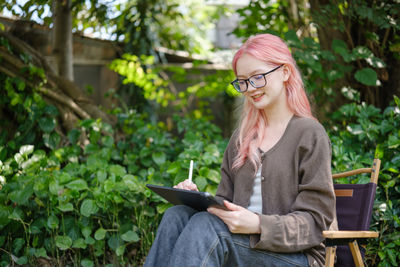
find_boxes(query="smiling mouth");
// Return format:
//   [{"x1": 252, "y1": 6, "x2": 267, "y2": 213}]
[{"x1": 252, "y1": 93, "x2": 264, "y2": 99}]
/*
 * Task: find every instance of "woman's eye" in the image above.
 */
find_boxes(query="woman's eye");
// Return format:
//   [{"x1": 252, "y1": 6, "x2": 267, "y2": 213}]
[
  {"x1": 238, "y1": 80, "x2": 246, "y2": 85},
  {"x1": 253, "y1": 75, "x2": 263, "y2": 80}
]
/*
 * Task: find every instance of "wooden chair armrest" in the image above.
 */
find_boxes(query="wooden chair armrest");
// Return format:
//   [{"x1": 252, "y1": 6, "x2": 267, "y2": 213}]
[{"x1": 323, "y1": 230, "x2": 379, "y2": 239}]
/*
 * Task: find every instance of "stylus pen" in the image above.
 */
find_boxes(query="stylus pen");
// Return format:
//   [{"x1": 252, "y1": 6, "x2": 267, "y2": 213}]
[{"x1": 188, "y1": 160, "x2": 194, "y2": 182}]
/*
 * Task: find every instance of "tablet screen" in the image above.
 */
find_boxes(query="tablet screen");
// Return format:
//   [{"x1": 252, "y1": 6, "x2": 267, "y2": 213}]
[{"x1": 146, "y1": 184, "x2": 225, "y2": 211}]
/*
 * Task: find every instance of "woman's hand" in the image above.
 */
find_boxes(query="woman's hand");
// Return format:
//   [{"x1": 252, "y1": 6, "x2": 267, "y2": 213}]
[
  {"x1": 173, "y1": 179, "x2": 199, "y2": 191},
  {"x1": 207, "y1": 200, "x2": 261, "y2": 234}
]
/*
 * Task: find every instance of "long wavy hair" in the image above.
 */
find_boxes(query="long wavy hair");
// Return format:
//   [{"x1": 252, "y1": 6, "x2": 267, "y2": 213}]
[{"x1": 232, "y1": 34, "x2": 315, "y2": 171}]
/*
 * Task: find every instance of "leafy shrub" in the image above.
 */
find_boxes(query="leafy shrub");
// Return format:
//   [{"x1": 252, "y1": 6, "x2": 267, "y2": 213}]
[
  {"x1": 0, "y1": 111, "x2": 227, "y2": 266},
  {"x1": 328, "y1": 96, "x2": 400, "y2": 266},
  {"x1": 109, "y1": 54, "x2": 237, "y2": 121}
]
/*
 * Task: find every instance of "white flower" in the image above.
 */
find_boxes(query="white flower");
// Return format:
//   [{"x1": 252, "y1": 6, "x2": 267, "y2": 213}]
[{"x1": 0, "y1": 175, "x2": 5, "y2": 185}]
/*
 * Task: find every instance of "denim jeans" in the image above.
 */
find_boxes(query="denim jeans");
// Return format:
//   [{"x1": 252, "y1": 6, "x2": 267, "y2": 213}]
[{"x1": 144, "y1": 205, "x2": 309, "y2": 267}]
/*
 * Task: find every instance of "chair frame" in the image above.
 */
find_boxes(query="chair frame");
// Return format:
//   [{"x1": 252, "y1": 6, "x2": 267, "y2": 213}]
[{"x1": 323, "y1": 158, "x2": 381, "y2": 267}]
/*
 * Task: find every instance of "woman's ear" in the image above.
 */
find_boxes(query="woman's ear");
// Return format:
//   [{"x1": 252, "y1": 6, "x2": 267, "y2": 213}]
[{"x1": 282, "y1": 65, "x2": 290, "y2": 82}]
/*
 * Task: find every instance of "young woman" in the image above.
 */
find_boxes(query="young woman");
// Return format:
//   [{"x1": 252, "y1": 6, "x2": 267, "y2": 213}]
[{"x1": 144, "y1": 34, "x2": 336, "y2": 267}]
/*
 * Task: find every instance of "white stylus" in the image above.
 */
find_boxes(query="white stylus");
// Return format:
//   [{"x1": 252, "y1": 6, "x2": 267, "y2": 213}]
[{"x1": 188, "y1": 160, "x2": 194, "y2": 182}]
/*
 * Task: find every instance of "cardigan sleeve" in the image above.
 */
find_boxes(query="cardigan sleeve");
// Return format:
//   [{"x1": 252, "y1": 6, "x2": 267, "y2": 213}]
[{"x1": 249, "y1": 133, "x2": 336, "y2": 252}]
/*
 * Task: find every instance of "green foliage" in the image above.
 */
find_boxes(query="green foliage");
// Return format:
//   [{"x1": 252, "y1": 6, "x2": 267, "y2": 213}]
[
  {"x1": 231, "y1": 0, "x2": 291, "y2": 37},
  {"x1": 328, "y1": 96, "x2": 400, "y2": 266},
  {"x1": 0, "y1": 55, "x2": 60, "y2": 157},
  {"x1": 114, "y1": 0, "x2": 222, "y2": 57},
  {"x1": 110, "y1": 54, "x2": 173, "y2": 107},
  {"x1": 0, "y1": 109, "x2": 227, "y2": 266},
  {"x1": 0, "y1": 0, "x2": 112, "y2": 33},
  {"x1": 110, "y1": 54, "x2": 237, "y2": 119}
]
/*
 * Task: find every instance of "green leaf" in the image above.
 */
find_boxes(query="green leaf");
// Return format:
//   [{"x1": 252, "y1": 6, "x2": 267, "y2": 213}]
[
  {"x1": 97, "y1": 170, "x2": 107, "y2": 182},
  {"x1": 375, "y1": 144, "x2": 384, "y2": 159},
  {"x1": 13, "y1": 238, "x2": 25, "y2": 254},
  {"x1": 167, "y1": 162, "x2": 180, "y2": 174},
  {"x1": 102, "y1": 136, "x2": 114, "y2": 147},
  {"x1": 9, "y1": 182, "x2": 34, "y2": 205},
  {"x1": 16, "y1": 78, "x2": 26, "y2": 91},
  {"x1": 81, "y1": 259, "x2": 94, "y2": 267},
  {"x1": 206, "y1": 169, "x2": 220, "y2": 184},
  {"x1": 59, "y1": 173, "x2": 73, "y2": 184},
  {"x1": 387, "y1": 249, "x2": 397, "y2": 265},
  {"x1": 68, "y1": 129, "x2": 81, "y2": 144},
  {"x1": 80, "y1": 119, "x2": 95, "y2": 129},
  {"x1": 388, "y1": 168, "x2": 399, "y2": 173},
  {"x1": 19, "y1": 145, "x2": 34, "y2": 155},
  {"x1": 94, "y1": 228, "x2": 107, "y2": 240},
  {"x1": 332, "y1": 39, "x2": 352, "y2": 62},
  {"x1": 194, "y1": 176, "x2": 207, "y2": 191},
  {"x1": 58, "y1": 203, "x2": 74, "y2": 212},
  {"x1": 43, "y1": 132, "x2": 60, "y2": 149},
  {"x1": 34, "y1": 247, "x2": 49, "y2": 259},
  {"x1": 394, "y1": 95, "x2": 400, "y2": 107},
  {"x1": 47, "y1": 215, "x2": 59, "y2": 229},
  {"x1": 354, "y1": 68, "x2": 378, "y2": 86},
  {"x1": 104, "y1": 180, "x2": 115, "y2": 193},
  {"x1": 152, "y1": 151, "x2": 166, "y2": 166},
  {"x1": 8, "y1": 208, "x2": 24, "y2": 221},
  {"x1": 49, "y1": 181, "x2": 62, "y2": 195},
  {"x1": 109, "y1": 165, "x2": 126, "y2": 177},
  {"x1": 72, "y1": 238, "x2": 87, "y2": 249},
  {"x1": 116, "y1": 245, "x2": 125, "y2": 256},
  {"x1": 11, "y1": 94, "x2": 22, "y2": 105},
  {"x1": 122, "y1": 174, "x2": 139, "y2": 191},
  {"x1": 38, "y1": 117, "x2": 56, "y2": 133},
  {"x1": 156, "y1": 203, "x2": 172, "y2": 214},
  {"x1": 388, "y1": 135, "x2": 400, "y2": 149},
  {"x1": 0, "y1": 205, "x2": 11, "y2": 227},
  {"x1": 55, "y1": 235, "x2": 72, "y2": 250},
  {"x1": 44, "y1": 105, "x2": 58, "y2": 116},
  {"x1": 81, "y1": 227, "x2": 91, "y2": 238},
  {"x1": 80, "y1": 199, "x2": 98, "y2": 217},
  {"x1": 16, "y1": 256, "x2": 28, "y2": 265},
  {"x1": 107, "y1": 235, "x2": 122, "y2": 251},
  {"x1": 121, "y1": 230, "x2": 139, "y2": 242},
  {"x1": 66, "y1": 179, "x2": 88, "y2": 191},
  {"x1": 85, "y1": 236, "x2": 95, "y2": 245}
]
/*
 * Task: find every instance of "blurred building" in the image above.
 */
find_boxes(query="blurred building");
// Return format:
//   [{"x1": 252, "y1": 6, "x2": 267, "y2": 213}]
[{"x1": 208, "y1": 0, "x2": 248, "y2": 50}]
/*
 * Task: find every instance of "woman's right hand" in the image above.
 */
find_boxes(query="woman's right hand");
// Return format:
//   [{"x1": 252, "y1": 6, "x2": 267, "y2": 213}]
[{"x1": 173, "y1": 179, "x2": 199, "y2": 191}]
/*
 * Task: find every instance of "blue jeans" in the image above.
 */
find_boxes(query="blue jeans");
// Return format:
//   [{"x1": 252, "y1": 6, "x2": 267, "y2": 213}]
[{"x1": 144, "y1": 205, "x2": 309, "y2": 267}]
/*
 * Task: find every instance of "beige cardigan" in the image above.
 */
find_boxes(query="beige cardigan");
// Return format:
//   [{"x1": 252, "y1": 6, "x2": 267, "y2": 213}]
[{"x1": 216, "y1": 116, "x2": 337, "y2": 267}]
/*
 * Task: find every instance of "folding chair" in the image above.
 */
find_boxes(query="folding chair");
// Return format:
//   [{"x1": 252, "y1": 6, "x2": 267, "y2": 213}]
[{"x1": 323, "y1": 158, "x2": 381, "y2": 267}]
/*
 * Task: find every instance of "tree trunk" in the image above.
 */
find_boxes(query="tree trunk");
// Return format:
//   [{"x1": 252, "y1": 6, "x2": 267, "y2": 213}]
[
  {"x1": 0, "y1": 31, "x2": 114, "y2": 136},
  {"x1": 53, "y1": 0, "x2": 74, "y2": 81}
]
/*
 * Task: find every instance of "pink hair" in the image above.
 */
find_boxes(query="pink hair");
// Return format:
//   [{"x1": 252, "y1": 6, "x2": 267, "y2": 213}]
[{"x1": 232, "y1": 34, "x2": 315, "y2": 171}]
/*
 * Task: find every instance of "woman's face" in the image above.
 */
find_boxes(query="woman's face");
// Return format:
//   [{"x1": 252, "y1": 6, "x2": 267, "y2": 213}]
[{"x1": 235, "y1": 53, "x2": 288, "y2": 111}]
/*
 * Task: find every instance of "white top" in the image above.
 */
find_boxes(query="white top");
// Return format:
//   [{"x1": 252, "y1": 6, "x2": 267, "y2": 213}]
[{"x1": 247, "y1": 165, "x2": 263, "y2": 214}]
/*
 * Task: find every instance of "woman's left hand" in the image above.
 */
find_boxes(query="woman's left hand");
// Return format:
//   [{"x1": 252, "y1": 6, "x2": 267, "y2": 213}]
[{"x1": 207, "y1": 200, "x2": 261, "y2": 234}]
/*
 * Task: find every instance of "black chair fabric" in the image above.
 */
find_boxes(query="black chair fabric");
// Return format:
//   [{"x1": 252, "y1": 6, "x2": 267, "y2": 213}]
[{"x1": 333, "y1": 183, "x2": 377, "y2": 267}]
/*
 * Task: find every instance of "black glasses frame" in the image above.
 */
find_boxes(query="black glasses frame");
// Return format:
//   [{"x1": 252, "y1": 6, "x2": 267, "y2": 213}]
[{"x1": 230, "y1": 64, "x2": 284, "y2": 93}]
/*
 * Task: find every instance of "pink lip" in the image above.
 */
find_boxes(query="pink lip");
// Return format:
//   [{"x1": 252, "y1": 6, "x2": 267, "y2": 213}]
[{"x1": 252, "y1": 93, "x2": 264, "y2": 102}]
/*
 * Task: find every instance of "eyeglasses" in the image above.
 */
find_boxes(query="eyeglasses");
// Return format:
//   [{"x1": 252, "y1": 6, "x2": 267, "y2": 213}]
[{"x1": 230, "y1": 64, "x2": 284, "y2": 93}]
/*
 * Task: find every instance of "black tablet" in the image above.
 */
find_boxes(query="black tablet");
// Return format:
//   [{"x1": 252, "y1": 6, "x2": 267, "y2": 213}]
[{"x1": 146, "y1": 184, "x2": 225, "y2": 211}]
